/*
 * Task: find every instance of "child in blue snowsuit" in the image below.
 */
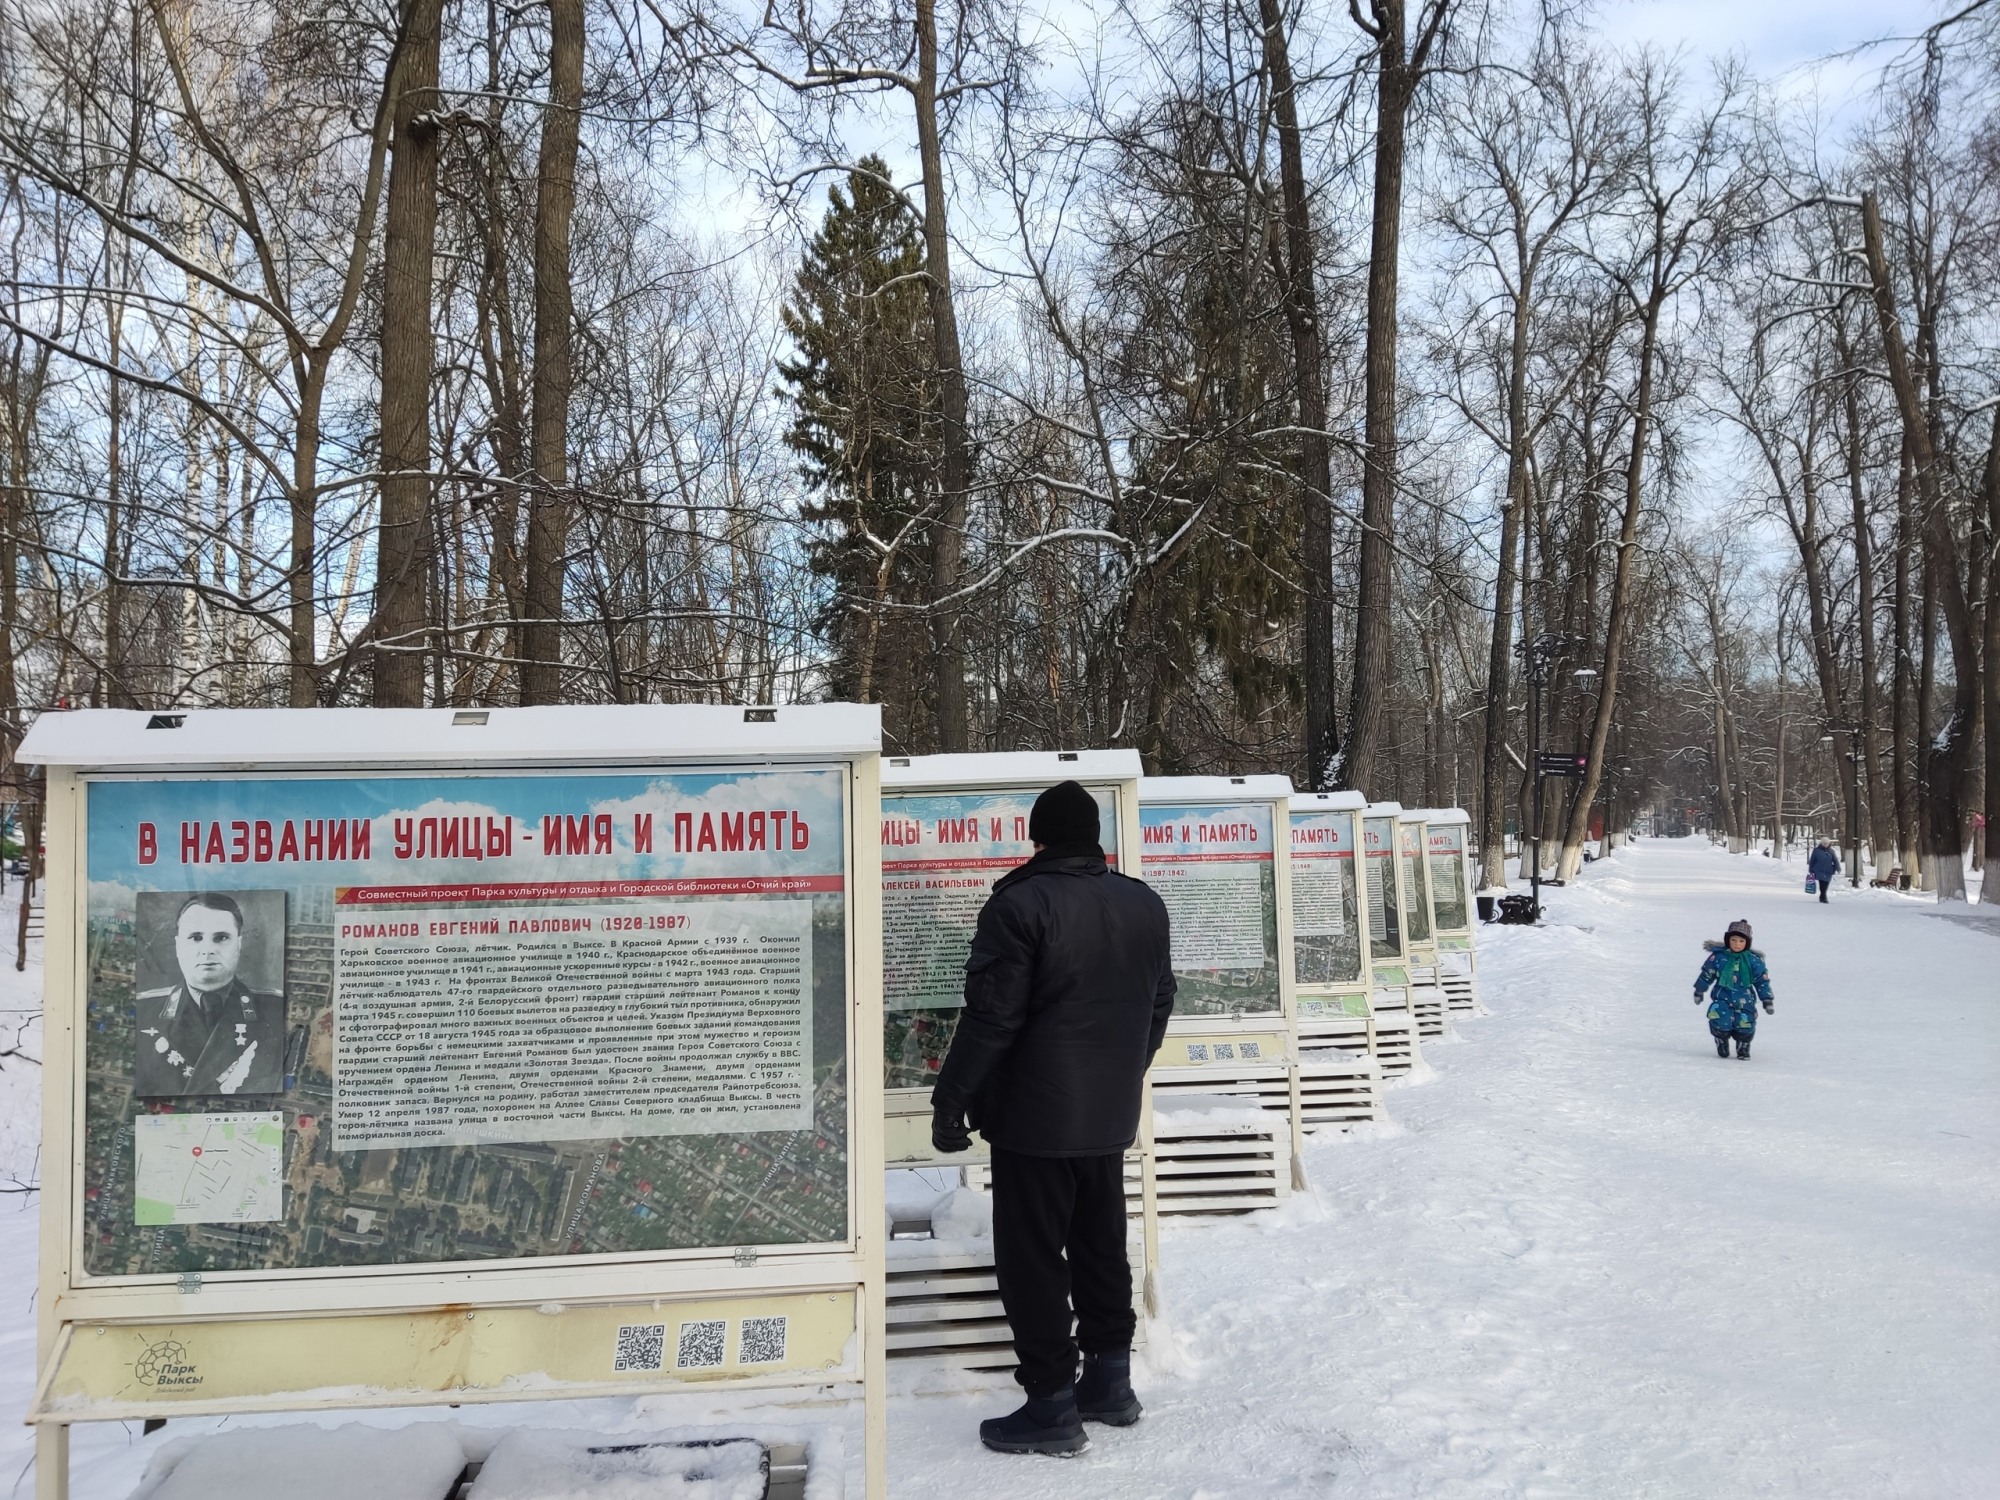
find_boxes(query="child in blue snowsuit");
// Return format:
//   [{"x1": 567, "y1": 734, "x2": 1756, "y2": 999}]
[{"x1": 1693, "y1": 918, "x2": 1774, "y2": 1059}]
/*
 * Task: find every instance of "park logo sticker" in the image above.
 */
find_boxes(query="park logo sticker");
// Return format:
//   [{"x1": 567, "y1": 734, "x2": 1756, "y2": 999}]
[{"x1": 133, "y1": 1337, "x2": 203, "y2": 1391}]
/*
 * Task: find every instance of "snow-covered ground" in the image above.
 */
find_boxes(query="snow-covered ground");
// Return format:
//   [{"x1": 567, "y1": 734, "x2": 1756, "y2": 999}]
[{"x1": 3, "y1": 839, "x2": 1996, "y2": 1497}]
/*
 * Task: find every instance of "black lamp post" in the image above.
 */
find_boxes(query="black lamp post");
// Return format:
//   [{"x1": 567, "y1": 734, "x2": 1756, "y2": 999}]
[
  {"x1": 1830, "y1": 722, "x2": 1864, "y2": 886},
  {"x1": 1514, "y1": 633, "x2": 1591, "y2": 921}
]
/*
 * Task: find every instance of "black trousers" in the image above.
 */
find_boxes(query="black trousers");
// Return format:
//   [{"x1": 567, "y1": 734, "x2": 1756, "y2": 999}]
[{"x1": 989, "y1": 1145, "x2": 1135, "y2": 1397}]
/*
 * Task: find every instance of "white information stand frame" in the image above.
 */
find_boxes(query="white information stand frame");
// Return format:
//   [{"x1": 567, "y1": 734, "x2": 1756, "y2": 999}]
[
  {"x1": 876, "y1": 751, "x2": 1161, "y2": 1317},
  {"x1": 1360, "y1": 801, "x2": 1420, "y2": 1028},
  {"x1": 1398, "y1": 808, "x2": 1448, "y2": 1040},
  {"x1": 1418, "y1": 808, "x2": 1479, "y2": 1011},
  {"x1": 1137, "y1": 775, "x2": 1306, "y2": 1184},
  {"x1": 20, "y1": 706, "x2": 889, "y2": 1500},
  {"x1": 1287, "y1": 790, "x2": 1411, "y2": 1096}
]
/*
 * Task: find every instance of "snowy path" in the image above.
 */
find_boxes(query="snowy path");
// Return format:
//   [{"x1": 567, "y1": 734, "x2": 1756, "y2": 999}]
[
  {"x1": 3, "y1": 840, "x2": 1996, "y2": 1497},
  {"x1": 886, "y1": 840, "x2": 2000, "y2": 1497}
]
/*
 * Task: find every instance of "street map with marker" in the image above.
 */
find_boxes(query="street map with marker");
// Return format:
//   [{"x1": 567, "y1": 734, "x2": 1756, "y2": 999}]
[{"x1": 133, "y1": 1112, "x2": 285, "y2": 1226}]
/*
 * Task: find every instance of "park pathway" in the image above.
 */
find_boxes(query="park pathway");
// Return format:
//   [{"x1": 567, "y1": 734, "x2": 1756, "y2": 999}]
[{"x1": 888, "y1": 838, "x2": 2000, "y2": 1497}]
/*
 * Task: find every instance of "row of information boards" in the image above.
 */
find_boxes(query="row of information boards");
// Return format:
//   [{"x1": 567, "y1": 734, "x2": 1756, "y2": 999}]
[{"x1": 17, "y1": 707, "x2": 1477, "y2": 1500}]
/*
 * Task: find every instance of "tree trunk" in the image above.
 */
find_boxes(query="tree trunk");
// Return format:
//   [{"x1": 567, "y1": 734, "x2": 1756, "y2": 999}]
[
  {"x1": 1890, "y1": 438, "x2": 1919, "y2": 879},
  {"x1": 290, "y1": 370, "x2": 324, "y2": 706},
  {"x1": 1842, "y1": 346, "x2": 1893, "y2": 869},
  {"x1": 1859, "y1": 191, "x2": 1977, "y2": 899},
  {"x1": 1984, "y1": 404, "x2": 2000, "y2": 905},
  {"x1": 372, "y1": 0, "x2": 442, "y2": 707},
  {"x1": 914, "y1": 0, "x2": 971, "y2": 750},
  {"x1": 1772, "y1": 652, "x2": 1787, "y2": 858},
  {"x1": 0, "y1": 391, "x2": 22, "y2": 737},
  {"x1": 104, "y1": 301, "x2": 130, "y2": 708},
  {"x1": 1475, "y1": 279, "x2": 1535, "y2": 889},
  {"x1": 1556, "y1": 292, "x2": 1663, "y2": 880},
  {"x1": 1918, "y1": 566, "x2": 1937, "y2": 890},
  {"x1": 1258, "y1": 0, "x2": 1338, "y2": 789},
  {"x1": 1343, "y1": 1, "x2": 1431, "y2": 790},
  {"x1": 476, "y1": 0, "x2": 528, "y2": 686},
  {"x1": 520, "y1": 0, "x2": 584, "y2": 706}
]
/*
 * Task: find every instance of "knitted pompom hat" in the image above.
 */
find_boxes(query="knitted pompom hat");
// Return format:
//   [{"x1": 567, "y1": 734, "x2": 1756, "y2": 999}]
[
  {"x1": 1725, "y1": 918, "x2": 1753, "y2": 945},
  {"x1": 1028, "y1": 780, "x2": 1101, "y2": 846}
]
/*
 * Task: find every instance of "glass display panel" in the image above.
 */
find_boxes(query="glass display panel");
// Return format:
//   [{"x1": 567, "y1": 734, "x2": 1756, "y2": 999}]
[
  {"x1": 1288, "y1": 810, "x2": 1363, "y2": 987},
  {"x1": 1400, "y1": 822, "x2": 1432, "y2": 944},
  {"x1": 1363, "y1": 817, "x2": 1401, "y2": 961},
  {"x1": 1427, "y1": 825, "x2": 1470, "y2": 931},
  {"x1": 81, "y1": 767, "x2": 851, "y2": 1276},
  {"x1": 1139, "y1": 801, "x2": 1281, "y2": 1017},
  {"x1": 880, "y1": 785, "x2": 1120, "y2": 1090}
]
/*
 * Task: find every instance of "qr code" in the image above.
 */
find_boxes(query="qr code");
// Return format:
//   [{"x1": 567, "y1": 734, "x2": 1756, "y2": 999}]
[
  {"x1": 1186, "y1": 1043, "x2": 1209, "y2": 1062},
  {"x1": 612, "y1": 1323, "x2": 666, "y2": 1373},
  {"x1": 739, "y1": 1316, "x2": 788, "y2": 1365},
  {"x1": 677, "y1": 1319, "x2": 727, "y2": 1370},
  {"x1": 1240, "y1": 1041, "x2": 1261, "y2": 1058},
  {"x1": 1214, "y1": 1043, "x2": 1235, "y2": 1060}
]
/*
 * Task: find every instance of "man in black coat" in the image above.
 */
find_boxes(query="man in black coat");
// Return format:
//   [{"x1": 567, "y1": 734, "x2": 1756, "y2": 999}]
[{"x1": 931, "y1": 779, "x2": 1176, "y2": 1455}]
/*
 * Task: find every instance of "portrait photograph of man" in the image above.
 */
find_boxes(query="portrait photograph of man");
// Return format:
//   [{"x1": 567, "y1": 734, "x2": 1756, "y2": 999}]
[{"x1": 133, "y1": 890, "x2": 288, "y2": 1097}]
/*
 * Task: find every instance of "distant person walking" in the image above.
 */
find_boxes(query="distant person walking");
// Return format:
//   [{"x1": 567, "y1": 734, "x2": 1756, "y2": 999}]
[
  {"x1": 1808, "y1": 839, "x2": 1841, "y2": 902},
  {"x1": 930, "y1": 780, "x2": 1177, "y2": 1456},
  {"x1": 1693, "y1": 918, "x2": 1774, "y2": 1060}
]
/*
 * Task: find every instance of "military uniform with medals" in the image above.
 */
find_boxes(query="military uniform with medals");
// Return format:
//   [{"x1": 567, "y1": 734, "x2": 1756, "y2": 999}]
[{"x1": 135, "y1": 978, "x2": 286, "y2": 1096}]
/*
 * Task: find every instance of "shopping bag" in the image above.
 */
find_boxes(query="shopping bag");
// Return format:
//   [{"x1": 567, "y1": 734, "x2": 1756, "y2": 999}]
[{"x1": 1804, "y1": 879, "x2": 1818, "y2": 895}]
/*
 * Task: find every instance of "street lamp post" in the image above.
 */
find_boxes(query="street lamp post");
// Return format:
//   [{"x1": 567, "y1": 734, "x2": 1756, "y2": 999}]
[
  {"x1": 1514, "y1": 633, "x2": 1591, "y2": 921},
  {"x1": 1822, "y1": 722, "x2": 1865, "y2": 886}
]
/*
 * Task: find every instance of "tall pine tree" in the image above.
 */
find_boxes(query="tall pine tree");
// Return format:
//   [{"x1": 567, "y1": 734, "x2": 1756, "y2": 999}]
[{"x1": 779, "y1": 159, "x2": 942, "y2": 746}]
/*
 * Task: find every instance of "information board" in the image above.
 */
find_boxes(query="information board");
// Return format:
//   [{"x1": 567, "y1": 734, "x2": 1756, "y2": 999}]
[
  {"x1": 1289, "y1": 809, "x2": 1364, "y2": 988},
  {"x1": 1138, "y1": 802, "x2": 1280, "y2": 1016},
  {"x1": 1426, "y1": 822, "x2": 1471, "y2": 931},
  {"x1": 80, "y1": 767, "x2": 852, "y2": 1275},
  {"x1": 1363, "y1": 815, "x2": 1402, "y2": 961},
  {"x1": 1399, "y1": 819, "x2": 1433, "y2": 946},
  {"x1": 880, "y1": 786, "x2": 1118, "y2": 1090}
]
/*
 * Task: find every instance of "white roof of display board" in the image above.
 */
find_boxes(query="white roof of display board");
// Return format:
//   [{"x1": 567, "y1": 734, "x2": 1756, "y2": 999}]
[
  {"x1": 1289, "y1": 790, "x2": 1365, "y2": 812},
  {"x1": 1139, "y1": 774, "x2": 1293, "y2": 801},
  {"x1": 1397, "y1": 808, "x2": 1432, "y2": 824},
  {"x1": 16, "y1": 704, "x2": 882, "y2": 770},
  {"x1": 881, "y1": 749, "x2": 1141, "y2": 788},
  {"x1": 1363, "y1": 801, "x2": 1405, "y2": 817},
  {"x1": 1414, "y1": 807, "x2": 1471, "y2": 825}
]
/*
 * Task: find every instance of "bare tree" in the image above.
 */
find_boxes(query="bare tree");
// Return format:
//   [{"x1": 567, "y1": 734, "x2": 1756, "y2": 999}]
[
  {"x1": 1556, "y1": 57, "x2": 1750, "y2": 880},
  {"x1": 1340, "y1": 0, "x2": 1454, "y2": 791}
]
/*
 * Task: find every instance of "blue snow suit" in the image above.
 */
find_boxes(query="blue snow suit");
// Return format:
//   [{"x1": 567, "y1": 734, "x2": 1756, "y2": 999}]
[
  {"x1": 1807, "y1": 844, "x2": 1840, "y2": 885},
  {"x1": 1694, "y1": 944, "x2": 1774, "y2": 1039}
]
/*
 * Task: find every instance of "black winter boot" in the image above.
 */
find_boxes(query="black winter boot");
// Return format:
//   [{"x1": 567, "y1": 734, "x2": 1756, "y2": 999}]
[
  {"x1": 979, "y1": 1387, "x2": 1087, "y2": 1455},
  {"x1": 1075, "y1": 1351, "x2": 1143, "y2": 1426},
  {"x1": 1715, "y1": 1035, "x2": 1731, "y2": 1058},
  {"x1": 1735, "y1": 1036, "x2": 1751, "y2": 1060}
]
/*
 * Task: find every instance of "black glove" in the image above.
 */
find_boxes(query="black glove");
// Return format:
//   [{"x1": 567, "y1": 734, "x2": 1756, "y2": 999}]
[
  {"x1": 1692, "y1": 992, "x2": 1704, "y2": 1005},
  {"x1": 931, "y1": 1105, "x2": 971, "y2": 1155},
  {"x1": 1762, "y1": 1000, "x2": 1774, "y2": 1015}
]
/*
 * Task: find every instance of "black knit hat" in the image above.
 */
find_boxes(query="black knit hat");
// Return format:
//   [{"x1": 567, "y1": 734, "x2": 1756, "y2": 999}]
[{"x1": 1029, "y1": 780, "x2": 1100, "y2": 846}]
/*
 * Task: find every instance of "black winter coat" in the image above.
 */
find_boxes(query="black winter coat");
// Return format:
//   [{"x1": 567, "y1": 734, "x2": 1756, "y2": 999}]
[{"x1": 931, "y1": 844, "x2": 1176, "y2": 1157}]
